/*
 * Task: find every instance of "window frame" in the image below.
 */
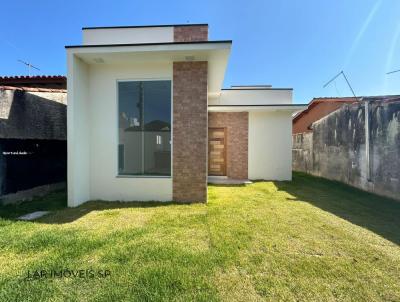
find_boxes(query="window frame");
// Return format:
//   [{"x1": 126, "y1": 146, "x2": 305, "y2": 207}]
[{"x1": 116, "y1": 78, "x2": 173, "y2": 178}]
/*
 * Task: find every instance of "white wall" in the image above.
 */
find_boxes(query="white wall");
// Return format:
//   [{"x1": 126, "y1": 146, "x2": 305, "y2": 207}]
[
  {"x1": 67, "y1": 55, "x2": 91, "y2": 207},
  {"x1": 88, "y1": 62, "x2": 173, "y2": 202},
  {"x1": 68, "y1": 60, "x2": 173, "y2": 206},
  {"x1": 83, "y1": 27, "x2": 174, "y2": 45},
  {"x1": 209, "y1": 89, "x2": 293, "y2": 106},
  {"x1": 248, "y1": 111, "x2": 293, "y2": 180}
]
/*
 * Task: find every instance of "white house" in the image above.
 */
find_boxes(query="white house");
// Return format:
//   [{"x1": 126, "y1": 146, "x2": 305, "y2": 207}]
[{"x1": 66, "y1": 23, "x2": 306, "y2": 206}]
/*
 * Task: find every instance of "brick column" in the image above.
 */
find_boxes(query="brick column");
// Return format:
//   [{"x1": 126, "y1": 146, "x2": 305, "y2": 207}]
[
  {"x1": 174, "y1": 25, "x2": 208, "y2": 42},
  {"x1": 173, "y1": 61, "x2": 208, "y2": 202}
]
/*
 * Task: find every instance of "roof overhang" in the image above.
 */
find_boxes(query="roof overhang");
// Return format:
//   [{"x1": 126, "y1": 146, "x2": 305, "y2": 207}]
[
  {"x1": 66, "y1": 41, "x2": 231, "y2": 94},
  {"x1": 208, "y1": 104, "x2": 307, "y2": 113},
  {"x1": 82, "y1": 23, "x2": 208, "y2": 30}
]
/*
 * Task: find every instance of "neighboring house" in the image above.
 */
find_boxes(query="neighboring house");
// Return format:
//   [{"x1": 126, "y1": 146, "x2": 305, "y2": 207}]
[
  {"x1": 0, "y1": 84, "x2": 67, "y2": 204},
  {"x1": 293, "y1": 97, "x2": 358, "y2": 134},
  {"x1": 66, "y1": 23, "x2": 306, "y2": 206}
]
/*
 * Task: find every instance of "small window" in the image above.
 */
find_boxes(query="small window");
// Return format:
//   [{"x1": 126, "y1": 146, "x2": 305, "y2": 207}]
[{"x1": 118, "y1": 80, "x2": 171, "y2": 176}]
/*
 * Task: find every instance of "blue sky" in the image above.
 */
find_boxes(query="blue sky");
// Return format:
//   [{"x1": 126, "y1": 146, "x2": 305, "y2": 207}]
[{"x1": 0, "y1": 0, "x2": 399, "y2": 103}]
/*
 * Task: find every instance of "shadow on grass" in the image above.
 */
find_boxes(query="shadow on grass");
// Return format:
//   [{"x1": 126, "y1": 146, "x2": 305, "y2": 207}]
[
  {"x1": 43, "y1": 200, "x2": 198, "y2": 224},
  {"x1": 2, "y1": 173, "x2": 399, "y2": 245},
  {"x1": 0, "y1": 190, "x2": 67, "y2": 220},
  {"x1": 0, "y1": 190, "x2": 200, "y2": 224},
  {"x1": 207, "y1": 183, "x2": 248, "y2": 187},
  {"x1": 274, "y1": 172, "x2": 400, "y2": 245}
]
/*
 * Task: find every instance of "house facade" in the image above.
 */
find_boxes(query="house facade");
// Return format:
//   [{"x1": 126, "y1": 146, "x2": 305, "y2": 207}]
[{"x1": 66, "y1": 24, "x2": 305, "y2": 207}]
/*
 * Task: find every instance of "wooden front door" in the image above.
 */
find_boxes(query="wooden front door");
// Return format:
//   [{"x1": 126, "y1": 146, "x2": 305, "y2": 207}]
[{"x1": 208, "y1": 128, "x2": 227, "y2": 176}]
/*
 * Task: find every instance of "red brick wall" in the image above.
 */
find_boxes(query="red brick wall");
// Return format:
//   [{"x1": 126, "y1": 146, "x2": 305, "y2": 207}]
[
  {"x1": 174, "y1": 25, "x2": 208, "y2": 42},
  {"x1": 208, "y1": 112, "x2": 248, "y2": 179},
  {"x1": 173, "y1": 61, "x2": 208, "y2": 202}
]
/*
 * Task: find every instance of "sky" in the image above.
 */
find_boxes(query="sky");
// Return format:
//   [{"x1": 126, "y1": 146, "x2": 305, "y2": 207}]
[{"x1": 0, "y1": 0, "x2": 399, "y2": 103}]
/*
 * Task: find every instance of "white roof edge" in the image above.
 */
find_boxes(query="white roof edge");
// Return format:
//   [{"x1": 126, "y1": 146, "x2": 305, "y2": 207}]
[
  {"x1": 81, "y1": 24, "x2": 208, "y2": 30},
  {"x1": 66, "y1": 41, "x2": 232, "y2": 53},
  {"x1": 221, "y1": 88, "x2": 293, "y2": 92},
  {"x1": 208, "y1": 105, "x2": 307, "y2": 112}
]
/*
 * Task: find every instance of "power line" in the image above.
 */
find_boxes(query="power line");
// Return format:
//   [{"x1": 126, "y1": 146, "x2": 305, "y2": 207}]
[{"x1": 386, "y1": 69, "x2": 400, "y2": 75}]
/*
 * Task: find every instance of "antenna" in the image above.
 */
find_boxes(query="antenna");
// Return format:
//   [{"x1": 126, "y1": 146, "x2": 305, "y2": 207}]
[
  {"x1": 323, "y1": 70, "x2": 357, "y2": 98},
  {"x1": 17, "y1": 60, "x2": 40, "y2": 76},
  {"x1": 387, "y1": 69, "x2": 400, "y2": 75}
]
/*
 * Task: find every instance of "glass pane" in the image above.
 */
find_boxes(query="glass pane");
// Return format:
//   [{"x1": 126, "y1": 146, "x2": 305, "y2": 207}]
[
  {"x1": 118, "y1": 82, "x2": 142, "y2": 131},
  {"x1": 143, "y1": 81, "x2": 171, "y2": 175},
  {"x1": 118, "y1": 80, "x2": 171, "y2": 176},
  {"x1": 118, "y1": 82, "x2": 143, "y2": 175},
  {"x1": 144, "y1": 131, "x2": 171, "y2": 175},
  {"x1": 143, "y1": 81, "x2": 171, "y2": 131}
]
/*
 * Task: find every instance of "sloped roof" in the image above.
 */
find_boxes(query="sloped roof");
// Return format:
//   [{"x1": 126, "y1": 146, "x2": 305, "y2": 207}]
[
  {"x1": 0, "y1": 85, "x2": 66, "y2": 93},
  {"x1": 0, "y1": 75, "x2": 65, "y2": 80},
  {"x1": 0, "y1": 76, "x2": 66, "y2": 89},
  {"x1": 293, "y1": 97, "x2": 358, "y2": 122}
]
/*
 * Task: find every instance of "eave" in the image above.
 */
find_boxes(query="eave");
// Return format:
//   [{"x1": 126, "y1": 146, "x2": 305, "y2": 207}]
[
  {"x1": 66, "y1": 40, "x2": 231, "y2": 94},
  {"x1": 208, "y1": 104, "x2": 308, "y2": 112}
]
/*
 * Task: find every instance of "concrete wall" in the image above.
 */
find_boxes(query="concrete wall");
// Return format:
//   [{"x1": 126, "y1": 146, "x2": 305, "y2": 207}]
[
  {"x1": 1, "y1": 182, "x2": 65, "y2": 205},
  {"x1": 83, "y1": 27, "x2": 174, "y2": 45},
  {"x1": 292, "y1": 132, "x2": 313, "y2": 172},
  {"x1": 292, "y1": 99, "x2": 400, "y2": 200},
  {"x1": 82, "y1": 24, "x2": 208, "y2": 45},
  {"x1": 0, "y1": 88, "x2": 67, "y2": 201},
  {"x1": 209, "y1": 89, "x2": 293, "y2": 106},
  {"x1": 0, "y1": 89, "x2": 66, "y2": 140},
  {"x1": 248, "y1": 111, "x2": 293, "y2": 180},
  {"x1": 67, "y1": 55, "x2": 91, "y2": 207}
]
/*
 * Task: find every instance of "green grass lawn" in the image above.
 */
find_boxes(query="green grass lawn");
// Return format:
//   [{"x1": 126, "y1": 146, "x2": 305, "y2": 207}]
[{"x1": 0, "y1": 172, "x2": 399, "y2": 301}]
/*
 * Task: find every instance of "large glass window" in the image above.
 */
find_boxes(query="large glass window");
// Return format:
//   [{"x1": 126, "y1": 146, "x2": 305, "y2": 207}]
[{"x1": 118, "y1": 80, "x2": 171, "y2": 176}]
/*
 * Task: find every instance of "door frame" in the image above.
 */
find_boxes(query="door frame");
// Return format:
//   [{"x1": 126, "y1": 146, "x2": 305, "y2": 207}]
[{"x1": 208, "y1": 127, "x2": 227, "y2": 176}]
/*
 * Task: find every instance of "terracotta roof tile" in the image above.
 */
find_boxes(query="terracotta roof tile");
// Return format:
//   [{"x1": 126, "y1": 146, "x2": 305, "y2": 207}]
[
  {"x1": 0, "y1": 75, "x2": 66, "y2": 80},
  {"x1": 0, "y1": 75, "x2": 66, "y2": 89},
  {"x1": 0, "y1": 85, "x2": 66, "y2": 93},
  {"x1": 293, "y1": 97, "x2": 359, "y2": 122}
]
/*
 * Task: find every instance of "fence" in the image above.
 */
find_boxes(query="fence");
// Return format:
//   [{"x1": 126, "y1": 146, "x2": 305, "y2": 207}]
[{"x1": 293, "y1": 97, "x2": 400, "y2": 201}]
